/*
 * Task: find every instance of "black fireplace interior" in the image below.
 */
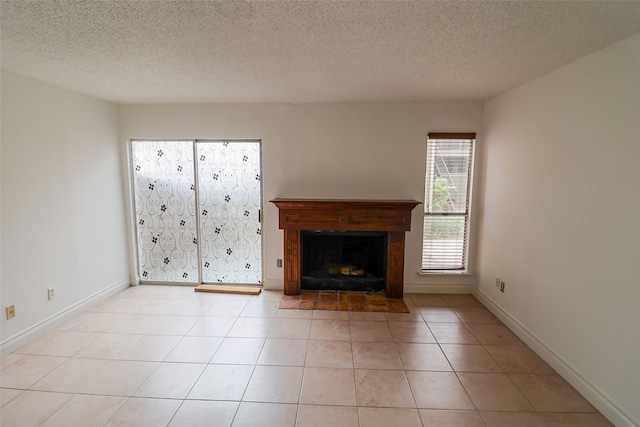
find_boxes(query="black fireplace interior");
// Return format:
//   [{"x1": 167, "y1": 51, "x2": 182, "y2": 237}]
[{"x1": 301, "y1": 231, "x2": 386, "y2": 291}]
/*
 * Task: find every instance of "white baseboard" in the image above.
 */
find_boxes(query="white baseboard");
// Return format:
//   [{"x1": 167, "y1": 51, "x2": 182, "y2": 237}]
[
  {"x1": 404, "y1": 283, "x2": 473, "y2": 294},
  {"x1": 0, "y1": 279, "x2": 130, "y2": 357},
  {"x1": 473, "y1": 288, "x2": 638, "y2": 427}
]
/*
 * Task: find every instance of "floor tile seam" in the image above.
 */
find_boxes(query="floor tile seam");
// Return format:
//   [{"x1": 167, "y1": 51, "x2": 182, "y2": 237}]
[
  {"x1": 349, "y1": 402, "x2": 419, "y2": 410},
  {"x1": 352, "y1": 367, "x2": 412, "y2": 375},
  {"x1": 9, "y1": 388, "x2": 77, "y2": 397},
  {"x1": 10, "y1": 388, "x2": 184, "y2": 426},
  {"x1": 185, "y1": 366, "x2": 251, "y2": 402},
  {"x1": 351, "y1": 341, "x2": 404, "y2": 370},
  {"x1": 442, "y1": 370, "x2": 483, "y2": 415},
  {"x1": 0, "y1": 386, "x2": 26, "y2": 393},
  {"x1": 505, "y1": 372, "x2": 598, "y2": 414},
  {"x1": 297, "y1": 338, "x2": 312, "y2": 371},
  {"x1": 180, "y1": 397, "x2": 243, "y2": 403},
  {"x1": 200, "y1": 312, "x2": 242, "y2": 340},
  {"x1": 2, "y1": 358, "x2": 72, "y2": 391},
  {"x1": 422, "y1": 320, "x2": 472, "y2": 345},
  {"x1": 163, "y1": 362, "x2": 224, "y2": 410},
  {"x1": 11, "y1": 348, "x2": 81, "y2": 358},
  {"x1": 459, "y1": 370, "x2": 543, "y2": 414},
  {"x1": 207, "y1": 360, "x2": 262, "y2": 366},
  {"x1": 101, "y1": 395, "x2": 182, "y2": 427},
  {"x1": 483, "y1": 344, "x2": 557, "y2": 375},
  {"x1": 130, "y1": 358, "x2": 203, "y2": 400},
  {"x1": 417, "y1": 408, "x2": 489, "y2": 427},
  {"x1": 302, "y1": 361, "x2": 354, "y2": 370},
  {"x1": 237, "y1": 313, "x2": 279, "y2": 319},
  {"x1": 298, "y1": 363, "x2": 312, "y2": 408},
  {"x1": 165, "y1": 398, "x2": 187, "y2": 427},
  {"x1": 0, "y1": 357, "x2": 27, "y2": 372},
  {"x1": 37, "y1": 332, "x2": 159, "y2": 359},
  {"x1": 0, "y1": 391, "x2": 24, "y2": 409},
  {"x1": 70, "y1": 351, "x2": 165, "y2": 363},
  {"x1": 110, "y1": 343, "x2": 184, "y2": 363},
  {"x1": 234, "y1": 346, "x2": 265, "y2": 403},
  {"x1": 88, "y1": 309, "x2": 156, "y2": 315},
  {"x1": 502, "y1": 369, "x2": 538, "y2": 393},
  {"x1": 200, "y1": 310, "x2": 246, "y2": 318},
  {"x1": 300, "y1": 404, "x2": 362, "y2": 427},
  {"x1": 71, "y1": 358, "x2": 159, "y2": 396},
  {"x1": 22, "y1": 390, "x2": 87, "y2": 427},
  {"x1": 475, "y1": 410, "x2": 541, "y2": 427},
  {"x1": 142, "y1": 328, "x2": 202, "y2": 337},
  {"x1": 444, "y1": 341, "x2": 508, "y2": 375},
  {"x1": 226, "y1": 399, "x2": 249, "y2": 427},
  {"x1": 74, "y1": 394, "x2": 135, "y2": 426},
  {"x1": 297, "y1": 403, "x2": 360, "y2": 409},
  {"x1": 24, "y1": 381, "x2": 162, "y2": 399},
  {"x1": 391, "y1": 363, "x2": 421, "y2": 413},
  {"x1": 439, "y1": 342, "x2": 502, "y2": 375},
  {"x1": 29, "y1": 356, "x2": 114, "y2": 391},
  {"x1": 301, "y1": 364, "x2": 358, "y2": 409}
]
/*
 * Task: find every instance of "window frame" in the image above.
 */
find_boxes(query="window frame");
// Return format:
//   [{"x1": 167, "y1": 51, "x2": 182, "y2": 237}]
[{"x1": 421, "y1": 132, "x2": 476, "y2": 272}]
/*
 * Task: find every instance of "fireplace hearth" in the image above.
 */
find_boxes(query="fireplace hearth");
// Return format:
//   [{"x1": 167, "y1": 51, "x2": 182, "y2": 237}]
[{"x1": 271, "y1": 199, "x2": 420, "y2": 297}]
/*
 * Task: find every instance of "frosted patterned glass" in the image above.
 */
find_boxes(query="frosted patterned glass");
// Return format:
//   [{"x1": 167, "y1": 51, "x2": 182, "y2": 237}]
[
  {"x1": 197, "y1": 141, "x2": 262, "y2": 284},
  {"x1": 132, "y1": 141, "x2": 198, "y2": 282}
]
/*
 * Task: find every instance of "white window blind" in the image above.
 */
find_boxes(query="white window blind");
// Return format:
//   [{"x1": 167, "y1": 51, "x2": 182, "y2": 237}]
[{"x1": 422, "y1": 133, "x2": 476, "y2": 271}]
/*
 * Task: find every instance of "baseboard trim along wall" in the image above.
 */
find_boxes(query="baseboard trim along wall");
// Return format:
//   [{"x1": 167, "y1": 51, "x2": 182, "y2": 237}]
[
  {"x1": 473, "y1": 288, "x2": 638, "y2": 427},
  {"x1": 0, "y1": 279, "x2": 131, "y2": 358}
]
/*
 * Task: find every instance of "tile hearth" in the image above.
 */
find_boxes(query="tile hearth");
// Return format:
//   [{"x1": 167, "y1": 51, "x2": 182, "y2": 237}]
[
  {"x1": 279, "y1": 291, "x2": 410, "y2": 313},
  {"x1": 0, "y1": 285, "x2": 612, "y2": 427}
]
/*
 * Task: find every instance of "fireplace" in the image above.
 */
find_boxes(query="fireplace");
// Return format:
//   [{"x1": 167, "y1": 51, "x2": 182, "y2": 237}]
[
  {"x1": 302, "y1": 230, "x2": 387, "y2": 292},
  {"x1": 271, "y1": 199, "x2": 421, "y2": 297}
]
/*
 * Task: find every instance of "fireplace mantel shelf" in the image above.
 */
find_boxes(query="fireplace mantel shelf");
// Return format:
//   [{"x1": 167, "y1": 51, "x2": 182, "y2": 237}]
[{"x1": 271, "y1": 198, "x2": 421, "y2": 297}]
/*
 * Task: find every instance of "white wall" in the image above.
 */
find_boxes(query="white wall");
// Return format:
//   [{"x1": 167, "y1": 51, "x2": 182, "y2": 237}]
[
  {"x1": 476, "y1": 34, "x2": 640, "y2": 426},
  {"x1": 119, "y1": 102, "x2": 483, "y2": 291},
  {"x1": 0, "y1": 71, "x2": 130, "y2": 354}
]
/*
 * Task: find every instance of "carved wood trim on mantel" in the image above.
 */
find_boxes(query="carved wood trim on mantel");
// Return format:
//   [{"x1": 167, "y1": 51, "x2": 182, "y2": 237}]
[{"x1": 271, "y1": 198, "x2": 421, "y2": 298}]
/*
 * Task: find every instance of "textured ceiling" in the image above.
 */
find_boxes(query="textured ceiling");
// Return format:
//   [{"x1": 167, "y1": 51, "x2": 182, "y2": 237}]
[{"x1": 2, "y1": 1, "x2": 639, "y2": 104}]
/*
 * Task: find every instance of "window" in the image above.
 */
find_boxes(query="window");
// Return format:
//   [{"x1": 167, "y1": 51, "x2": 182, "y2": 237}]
[{"x1": 422, "y1": 133, "x2": 476, "y2": 271}]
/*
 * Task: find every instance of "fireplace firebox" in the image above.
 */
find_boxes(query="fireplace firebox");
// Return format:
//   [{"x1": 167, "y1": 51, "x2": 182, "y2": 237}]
[
  {"x1": 271, "y1": 199, "x2": 421, "y2": 297},
  {"x1": 302, "y1": 231, "x2": 386, "y2": 292}
]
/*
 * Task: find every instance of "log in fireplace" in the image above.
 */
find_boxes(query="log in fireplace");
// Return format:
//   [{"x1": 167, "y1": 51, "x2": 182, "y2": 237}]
[{"x1": 271, "y1": 199, "x2": 421, "y2": 298}]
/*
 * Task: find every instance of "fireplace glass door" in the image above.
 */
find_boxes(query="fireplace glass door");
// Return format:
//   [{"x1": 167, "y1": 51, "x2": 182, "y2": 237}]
[{"x1": 131, "y1": 140, "x2": 262, "y2": 285}]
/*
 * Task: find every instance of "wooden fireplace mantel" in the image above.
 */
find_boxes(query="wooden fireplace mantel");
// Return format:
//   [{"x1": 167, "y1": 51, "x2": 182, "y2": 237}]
[{"x1": 271, "y1": 198, "x2": 421, "y2": 298}]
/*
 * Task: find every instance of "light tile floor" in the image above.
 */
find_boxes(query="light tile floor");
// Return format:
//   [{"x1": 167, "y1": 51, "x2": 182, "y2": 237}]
[{"x1": 0, "y1": 286, "x2": 612, "y2": 427}]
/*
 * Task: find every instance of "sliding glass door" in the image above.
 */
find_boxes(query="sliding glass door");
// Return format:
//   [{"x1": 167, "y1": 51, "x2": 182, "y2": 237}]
[
  {"x1": 131, "y1": 140, "x2": 198, "y2": 282},
  {"x1": 197, "y1": 142, "x2": 262, "y2": 283},
  {"x1": 131, "y1": 140, "x2": 262, "y2": 285}
]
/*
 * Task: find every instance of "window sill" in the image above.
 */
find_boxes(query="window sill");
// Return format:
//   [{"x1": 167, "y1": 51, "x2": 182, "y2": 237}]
[{"x1": 417, "y1": 271, "x2": 471, "y2": 276}]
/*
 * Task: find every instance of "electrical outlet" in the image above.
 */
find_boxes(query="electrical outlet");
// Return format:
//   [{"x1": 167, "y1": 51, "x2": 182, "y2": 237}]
[
  {"x1": 500, "y1": 281, "x2": 505, "y2": 292},
  {"x1": 48, "y1": 288, "x2": 56, "y2": 300},
  {"x1": 6, "y1": 305, "x2": 16, "y2": 319},
  {"x1": 277, "y1": 259, "x2": 283, "y2": 268},
  {"x1": 495, "y1": 277, "x2": 501, "y2": 288}
]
